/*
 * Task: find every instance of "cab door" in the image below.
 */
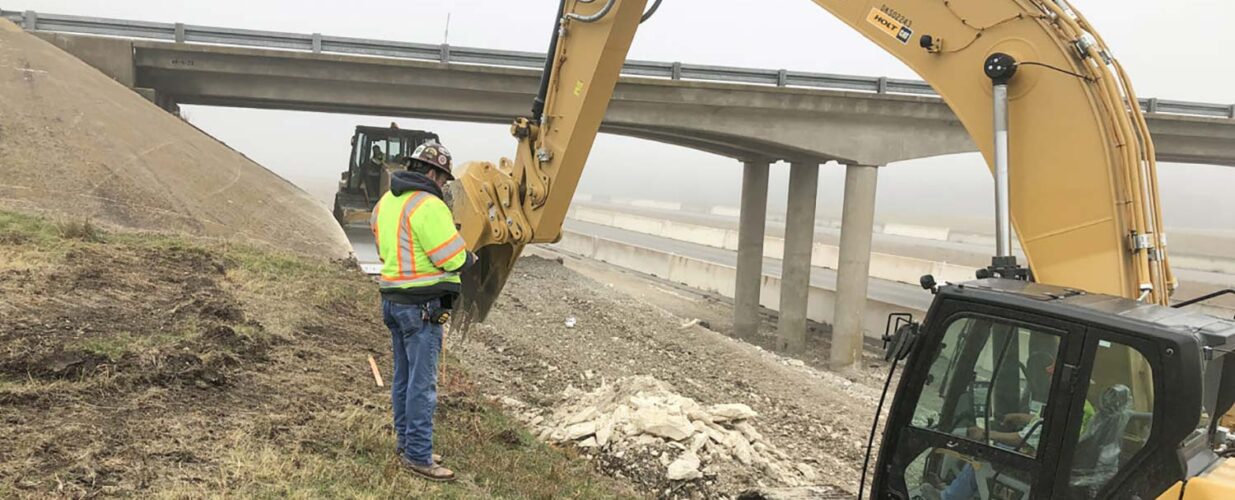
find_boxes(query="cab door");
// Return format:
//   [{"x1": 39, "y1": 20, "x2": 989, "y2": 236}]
[
  {"x1": 875, "y1": 298, "x2": 1085, "y2": 500},
  {"x1": 1052, "y1": 328, "x2": 1164, "y2": 499}
]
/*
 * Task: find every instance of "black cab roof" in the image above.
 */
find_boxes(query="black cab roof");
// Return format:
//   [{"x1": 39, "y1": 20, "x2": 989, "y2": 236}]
[{"x1": 941, "y1": 278, "x2": 1235, "y2": 350}]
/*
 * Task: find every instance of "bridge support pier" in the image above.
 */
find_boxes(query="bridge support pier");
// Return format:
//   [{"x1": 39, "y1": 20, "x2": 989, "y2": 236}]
[
  {"x1": 735, "y1": 160, "x2": 770, "y2": 340},
  {"x1": 776, "y1": 161, "x2": 819, "y2": 354},
  {"x1": 831, "y1": 163, "x2": 880, "y2": 370}
]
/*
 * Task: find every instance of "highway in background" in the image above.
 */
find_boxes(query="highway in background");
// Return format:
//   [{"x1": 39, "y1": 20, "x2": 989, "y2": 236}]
[{"x1": 575, "y1": 202, "x2": 1235, "y2": 304}]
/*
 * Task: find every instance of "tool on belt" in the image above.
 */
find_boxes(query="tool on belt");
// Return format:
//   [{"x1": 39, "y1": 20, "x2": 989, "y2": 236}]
[{"x1": 423, "y1": 294, "x2": 455, "y2": 325}]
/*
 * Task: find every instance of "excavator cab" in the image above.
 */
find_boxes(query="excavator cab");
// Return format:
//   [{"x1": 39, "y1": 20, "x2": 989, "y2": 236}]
[
  {"x1": 873, "y1": 279, "x2": 1235, "y2": 499},
  {"x1": 333, "y1": 124, "x2": 439, "y2": 226}
]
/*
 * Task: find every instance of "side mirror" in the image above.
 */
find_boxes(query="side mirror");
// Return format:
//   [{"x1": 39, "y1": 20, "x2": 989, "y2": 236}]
[
  {"x1": 884, "y1": 313, "x2": 919, "y2": 362},
  {"x1": 884, "y1": 323, "x2": 919, "y2": 362}
]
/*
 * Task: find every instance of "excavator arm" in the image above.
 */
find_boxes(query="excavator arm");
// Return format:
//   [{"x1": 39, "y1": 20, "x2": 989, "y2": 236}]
[
  {"x1": 453, "y1": 0, "x2": 1173, "y2": 321},
  {"x1": 453, "y1": 0, "x2": 649, "y2": 320}
]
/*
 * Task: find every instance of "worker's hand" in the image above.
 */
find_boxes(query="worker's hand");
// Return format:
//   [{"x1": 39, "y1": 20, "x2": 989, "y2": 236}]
[
  {"x1": 1002, "y1": 413, "x2": 1032, "y2": 428},
  {"x1": 966, "y1": 426, "x2": 986, "y2": 440}
]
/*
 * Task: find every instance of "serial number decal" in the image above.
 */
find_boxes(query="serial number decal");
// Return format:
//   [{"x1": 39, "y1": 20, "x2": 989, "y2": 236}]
[
  {"x1": 866, "y1": 7, "x2": 914, "y2": 44},
  {"x1": 879, "y1": 4, "x2": 912, "y2": 27}
]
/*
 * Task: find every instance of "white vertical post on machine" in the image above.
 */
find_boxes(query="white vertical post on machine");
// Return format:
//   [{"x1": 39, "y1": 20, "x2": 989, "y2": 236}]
[
  {"x1": 985, "y1": 53, "x2": 1018, "y2": 264},
  {"x1": 993, "y1": 82, "x2": 1012, "y2": 258}
]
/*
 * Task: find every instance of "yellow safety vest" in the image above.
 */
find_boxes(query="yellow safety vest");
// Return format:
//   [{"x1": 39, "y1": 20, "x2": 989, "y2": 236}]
[{"x1": 370, "y1": 190, "x2": 467, "y2": 291}]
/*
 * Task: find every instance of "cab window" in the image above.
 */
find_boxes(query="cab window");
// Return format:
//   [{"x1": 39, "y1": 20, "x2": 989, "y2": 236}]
[
  {"x1": 1064, "y1": 338, "x2": 1154, "y2": 498},
  {"x1": 902, "y1": 315, "x2": 1062, "y2": 500}
]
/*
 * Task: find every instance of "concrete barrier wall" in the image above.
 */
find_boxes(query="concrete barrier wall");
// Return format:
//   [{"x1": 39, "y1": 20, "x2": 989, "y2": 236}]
[
  {"x1": 552, "y1": 231, "x2": 925, "y2": 341},
  {"x1": 883, "y1": 223, "x2": 950, "y2": 241},
  {"x1": 1172, "y1": 255, "x2": 1235, "y2": 275},
  {"x1": 630, "y1": 199, "x2": 682, "y2": 211},
  {"x1": 569, "y1": 207, "x2": 973, "y2": 287}
]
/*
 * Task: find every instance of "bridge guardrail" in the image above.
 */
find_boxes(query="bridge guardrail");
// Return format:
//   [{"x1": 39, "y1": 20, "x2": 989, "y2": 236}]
[{"x1": 5, "y1": 9, "x2": 1233, "y2": 119}]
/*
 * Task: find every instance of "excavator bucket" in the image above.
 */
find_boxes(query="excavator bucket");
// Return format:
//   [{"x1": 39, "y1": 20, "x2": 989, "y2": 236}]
[
  {"x1": 457, "y1": 243, "x2": 521, "y2": 324},
  {"x1": 448, "y1": 161, "x2": 525, "y2": 325}
]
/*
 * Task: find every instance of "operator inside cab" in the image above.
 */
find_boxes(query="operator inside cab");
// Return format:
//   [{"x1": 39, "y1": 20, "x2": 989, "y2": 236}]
[
  {"x1": 901, "y1": 317, "x2": 1145, "y2": 500},
  {"x1": 370, "y1": 142, "x2": 475, "y2": 482},
  {"x1": 370, "y1": 143, "x2": 386, "y2": 166}
]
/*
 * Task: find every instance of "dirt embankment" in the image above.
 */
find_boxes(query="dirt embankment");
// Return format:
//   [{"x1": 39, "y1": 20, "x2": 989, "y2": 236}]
[
  {"x1": 0, "y1": 213, "x2": 631, "y2": 498},
  {"x1": 0, "y1": 19, "x2": 350, "y2": 258}
]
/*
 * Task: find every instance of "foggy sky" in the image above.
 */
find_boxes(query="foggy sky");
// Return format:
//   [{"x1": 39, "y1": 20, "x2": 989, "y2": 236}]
[{"x1": 12, "y1": 0, "x2": 1235, "y2": 232}]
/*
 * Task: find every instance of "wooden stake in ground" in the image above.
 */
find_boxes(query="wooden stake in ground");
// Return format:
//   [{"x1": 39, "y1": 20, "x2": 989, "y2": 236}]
[
  {"x1": 439, "y1": 324, "x2": 449, "y2": 387},
  {"x1": 367, "y1": 355, "x2": 384, "y2": 387}
]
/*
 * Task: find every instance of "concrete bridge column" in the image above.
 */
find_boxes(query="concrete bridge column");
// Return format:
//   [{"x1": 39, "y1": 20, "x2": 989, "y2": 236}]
[
  {"x1": 831, "y1": 163, "x2": 880, "y2": 370},
  {"x1": 735, "y1": 159, "x2": 771, "y2": 340},
  {"x1": 777, "y1": 161, "x2": 820, "y2": 354}
]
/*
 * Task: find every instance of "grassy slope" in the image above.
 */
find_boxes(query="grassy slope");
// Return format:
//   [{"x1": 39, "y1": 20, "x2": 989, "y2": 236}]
[{"x1": 0, "y1": 211, "x2": 633, "y2": 499}]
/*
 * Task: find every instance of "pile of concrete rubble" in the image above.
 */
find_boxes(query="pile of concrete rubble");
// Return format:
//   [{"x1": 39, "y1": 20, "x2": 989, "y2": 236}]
[{"x1": 504, "y1": 376, "x2": 817, "y2": 485}]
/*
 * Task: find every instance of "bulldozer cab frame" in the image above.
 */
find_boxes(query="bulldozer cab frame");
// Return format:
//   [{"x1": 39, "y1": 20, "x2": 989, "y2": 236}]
[
  {"x1": 334, "y1": 125, "x2": 439, "y2": 226},
  {"x1": 873, "y1": 279, "x2": 1235, "y2": 499}
]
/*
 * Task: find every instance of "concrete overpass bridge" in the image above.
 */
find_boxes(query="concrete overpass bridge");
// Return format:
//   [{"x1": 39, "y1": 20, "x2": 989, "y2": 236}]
[{"x1": 12, "y1": 9, "x2": 1235, "y2": 361}]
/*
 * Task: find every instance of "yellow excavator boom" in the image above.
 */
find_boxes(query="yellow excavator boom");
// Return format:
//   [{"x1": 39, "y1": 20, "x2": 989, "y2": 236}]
[
  {"x1": 446, "y1": 2, "x2": 1229, "y2": 497},
  {"x1": 453, "y1": 0, "x2": 1173, "y2": 322}
]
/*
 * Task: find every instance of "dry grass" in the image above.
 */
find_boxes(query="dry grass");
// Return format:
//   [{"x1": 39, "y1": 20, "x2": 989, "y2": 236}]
[{"x1": 0, "y1": 210, "x2": 635, "y2": 499}]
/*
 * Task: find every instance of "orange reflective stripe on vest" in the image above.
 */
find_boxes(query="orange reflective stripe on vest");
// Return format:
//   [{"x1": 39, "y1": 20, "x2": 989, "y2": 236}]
[{"x1": 426, "y1": 234, "x2": 466, "y2": 267}]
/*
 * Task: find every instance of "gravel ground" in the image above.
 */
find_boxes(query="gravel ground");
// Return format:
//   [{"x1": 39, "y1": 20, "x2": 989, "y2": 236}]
[{"x1": 455, "y1": 255, "x2": 894, "y2": 497}]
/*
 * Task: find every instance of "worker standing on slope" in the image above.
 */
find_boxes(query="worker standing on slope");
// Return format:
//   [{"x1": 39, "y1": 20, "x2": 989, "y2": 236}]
[{"x1": 370, "y1": 142, "x2": 474, "y2": 482}]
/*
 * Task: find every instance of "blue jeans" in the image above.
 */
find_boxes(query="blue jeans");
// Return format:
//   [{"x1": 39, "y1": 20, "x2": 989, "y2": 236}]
[
  {"x1": 942, "y1": 463, "x2": 977, "y2": 500},
  {"x1": 383, "y1": 299, "x2": 443, "y2": 467}
]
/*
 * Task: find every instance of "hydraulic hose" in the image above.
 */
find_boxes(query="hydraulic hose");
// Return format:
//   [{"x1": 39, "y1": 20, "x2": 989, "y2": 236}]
[
  {"x1": 565, "y1": 0, "x2": 616, "y2": 23},
  {"x1": 1035, "y1": 0, "x2": 1166, "y2": 303},
  {"x1": 640, "y1": 0, "x2": 663, "y2": 23},
  {"x1": 531, "y1": 0, "x2": 568, "y2": 122}
]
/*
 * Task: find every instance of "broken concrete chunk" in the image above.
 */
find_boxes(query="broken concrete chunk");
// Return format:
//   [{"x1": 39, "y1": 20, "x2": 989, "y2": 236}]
[
  {"x1": 736, "y1": 421, "x2": 765, "y2": 443},
  {"x1": 595, "y1": 415, "x2": 614, "y2": 447},
  {"x1": 666, "y1": 451, "x2": 703, "y2": 481},
  {"x1": 633, "y1": 407, "x2": 695, "y2": 441},
  {"x1": 708, "y1": 403, "x2": 758, "y2": 421},
  {"x1": 726, "y1": 431, "x2": 756, "y2": 465},
  {"x1": 689, "y1": 432, "x2": 710, "y2": 454},
  {"x1": 564, "y1": 422, "x2": 597, "y2": 440},
  {"x1": 565, "y1": 405, "x2": 598, "y2": 425}
]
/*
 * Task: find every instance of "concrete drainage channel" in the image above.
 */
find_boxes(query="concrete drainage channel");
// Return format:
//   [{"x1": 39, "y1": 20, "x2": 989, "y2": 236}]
[{"x1": 550, "y1": 230, "x2": 927, "y2": 342}]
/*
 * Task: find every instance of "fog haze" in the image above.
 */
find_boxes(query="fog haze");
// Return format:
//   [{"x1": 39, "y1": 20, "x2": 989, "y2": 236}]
[{"x1": 12, "y1": 0, "x2": 1235, "y2": 232}]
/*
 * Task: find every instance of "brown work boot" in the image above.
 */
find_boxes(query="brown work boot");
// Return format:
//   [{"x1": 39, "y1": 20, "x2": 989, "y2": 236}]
[
  {"x1": 400, "y1": 455, "x2": 456, "y2": 482},
  {"x1": 396, "y1": 448, "x2": 442, "y2": 464}
]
